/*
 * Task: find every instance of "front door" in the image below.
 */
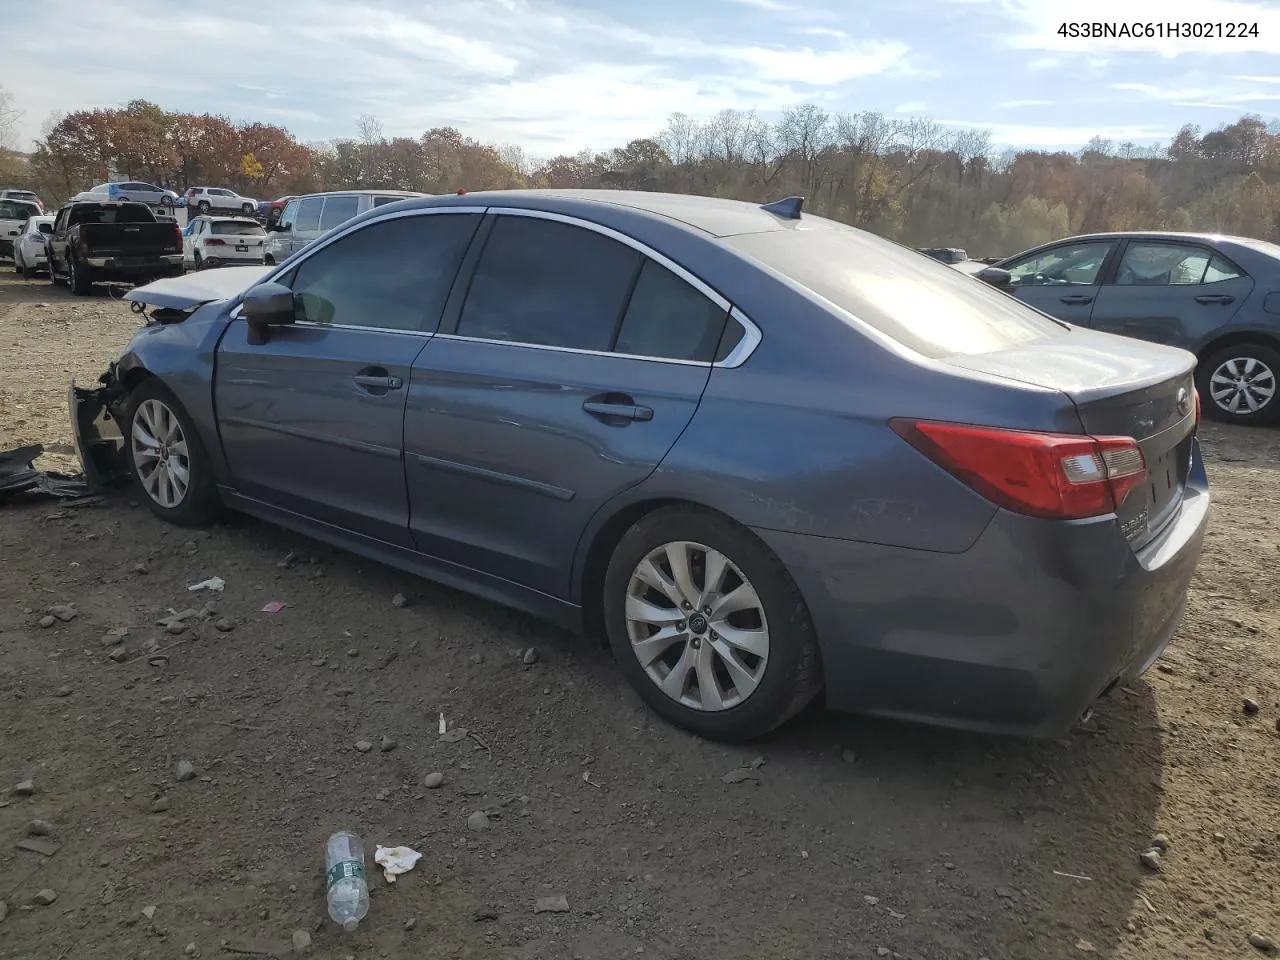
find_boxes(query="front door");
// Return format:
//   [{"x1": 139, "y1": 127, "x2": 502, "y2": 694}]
[
  {"x1": 214, "y1": 210, "x2": 482, "y2": 545},
  {"x1": 1086, "y1": 239, "x2": 1252, "y2": 348},
  {"x1": 404, "y1": 211, "x2": 732, "y2": 598},
  {"x1": 1001, "y1": 239, "x2": 1119, "y2": 325}
]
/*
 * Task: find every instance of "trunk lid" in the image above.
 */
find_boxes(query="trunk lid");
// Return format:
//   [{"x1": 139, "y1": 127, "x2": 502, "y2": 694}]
[{"x1": 945, "y1": 326, "x2": 1198, "y2": 547}]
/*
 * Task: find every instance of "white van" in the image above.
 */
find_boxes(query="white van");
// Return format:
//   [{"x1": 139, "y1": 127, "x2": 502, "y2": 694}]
[{"x1": 263, "y1": 190, "x2": 427, "y2": 264}]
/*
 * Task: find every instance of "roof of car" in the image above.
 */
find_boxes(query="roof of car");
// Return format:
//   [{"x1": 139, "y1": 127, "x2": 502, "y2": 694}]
[
  {"x1": 394, "y1": 189, "x2": 804, "y2": 239},
  {"x1": 292, "y1": 189, "x2": 428, "y2": 200},
  {"x1": 196, "y1": 215, "x2": 260, "y2": 222}
]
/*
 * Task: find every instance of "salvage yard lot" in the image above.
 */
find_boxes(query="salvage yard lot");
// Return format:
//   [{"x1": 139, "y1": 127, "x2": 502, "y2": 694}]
[{"x1": 1, "y1": 271, "x2": 1279, "y2": 960}]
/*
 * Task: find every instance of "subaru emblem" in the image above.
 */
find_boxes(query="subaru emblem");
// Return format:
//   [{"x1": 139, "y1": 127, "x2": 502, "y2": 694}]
[{"x1": 1176, "y1": 386, "x2": 1190, "y2": 417}]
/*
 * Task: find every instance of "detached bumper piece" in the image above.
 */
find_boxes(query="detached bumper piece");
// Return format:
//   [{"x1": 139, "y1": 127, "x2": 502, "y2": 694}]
[
  {"x1": 0, "y1": 444, "x2": 95, "y2": 506},
  {"x1": 69, "y1": 365, "x2": 130, "y2": 493}
]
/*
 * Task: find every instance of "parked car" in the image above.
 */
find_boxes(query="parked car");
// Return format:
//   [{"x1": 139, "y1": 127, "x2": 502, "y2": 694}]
[
  {"x1": 185, "y1": 187, "x2": 258, "y2": 216},
  {"x1": 0, "y1": 188, "x2": 43, "y2": 212},
  {"x1": 918, "y1": 246, "x2": 968, "y2": 264},
  {"x1": 256, "y1": 196, "x2": 294, "y2": 228},
  {"x1": 47, "y1": 200, "x2": 184, "y2": 295},
  {"x1": 12, "y1": 214, "x2": 54, "y2": 277},
  {"x1": 0, "y1": 198, "x2": 41, "y2": 258},
  {"x1": 183, "y1": 216, "x2": 267, "y2": 269},
  {"x1": 987, "y1": 232, "x2": 1280, "y2": 425},
  {"x1": 71, "y1": 190, "x2": 1209, "y2": 743},
  {"x1": 264, "y1": 190, "x2": 427, "y2": 263}
]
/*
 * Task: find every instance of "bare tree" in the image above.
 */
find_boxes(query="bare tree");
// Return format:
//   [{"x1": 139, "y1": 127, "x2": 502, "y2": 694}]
[{"x1": 0, "y1": 85, "x2": 22, "y2": 151}]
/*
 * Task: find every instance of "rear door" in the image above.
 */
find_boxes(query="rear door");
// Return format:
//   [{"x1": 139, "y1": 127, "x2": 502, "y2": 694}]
[
  {"x1": 403, "y1": 210, "x2": 731, "y2": 598},
  {"x1": 1000, "y1": 239, "x2": 1120, "y2": 325},
  {"x1": 213, "y1": 209, "x2": 482, "y2": 545},
  {"x1": 1087, "y1": 239, "x2": 1252, "y2": 349}
]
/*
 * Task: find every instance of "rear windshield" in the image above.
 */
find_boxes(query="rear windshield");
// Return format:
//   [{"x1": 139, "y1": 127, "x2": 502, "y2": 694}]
[
  {"x1": 69, "y1": 204, "x2": 156, "y2": 225},
  {"x1": 212, "y1": 221, "x2": 264, "y2": 236},
  {"x1": 725, "y1": 224, "x2": 1068, "y2": 358}
]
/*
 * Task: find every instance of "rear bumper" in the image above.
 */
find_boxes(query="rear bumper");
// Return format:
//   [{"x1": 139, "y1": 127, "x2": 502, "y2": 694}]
[
  {"x1": 85, "y1": 254, "x2": 184, "y2": 270},
  {"x1": 757, "y1": 439, "x2": 1211, "y2": 738},
  {"x1": 202, "y1": 254, "x2": 265, "y2": 267}
]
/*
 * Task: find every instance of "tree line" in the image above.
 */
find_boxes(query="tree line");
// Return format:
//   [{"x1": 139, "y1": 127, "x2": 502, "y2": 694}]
[{"x1": 2, "y1": 92, "x2": 1279, "y2": 257}]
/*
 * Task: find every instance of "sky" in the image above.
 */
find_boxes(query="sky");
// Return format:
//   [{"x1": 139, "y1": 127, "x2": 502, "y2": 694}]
[{"x1": 6, "y1": 0, "x2": 1280, "y2": 159}]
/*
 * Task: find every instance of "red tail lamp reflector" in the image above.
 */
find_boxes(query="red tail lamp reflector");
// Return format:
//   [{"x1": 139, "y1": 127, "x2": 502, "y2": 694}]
[{"x1": 891, "y1": 419, "x2": 1147, "y2": 520}]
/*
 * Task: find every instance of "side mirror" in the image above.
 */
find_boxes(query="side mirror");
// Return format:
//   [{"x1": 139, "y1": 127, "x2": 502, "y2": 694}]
[
  {"x1": 975, "y1": 266, "x2": 1013, "y2": 288},
  {"x1": 242, "y1": 281, "x2": 296, "y2": 345},
  {"x1": 38, "y1": 223, "x2": 53, "y2": 234}
]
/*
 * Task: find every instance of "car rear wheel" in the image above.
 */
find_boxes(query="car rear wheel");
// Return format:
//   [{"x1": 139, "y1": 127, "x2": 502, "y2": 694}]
[
  {"x1": 193, "y1": 251, "x2": 203, "y2": 271},
  {"x1": 602, "y1": 506, "x2": 823, "y2": 741},
  {"x1": 68, "y1": 254, "x2": 93, "y2": 296},
  {"x1": 126, "y1": 380, "x2": 220, "y2": 526},
  {"x1": 197, "y1": 200, "x2": 210, "y2": 214},
  {"x1": 1198, "y1": 343, "x2": 1280, "y2": 426},
  {"x1": 241, "y1": 203, "x2": 254, "y2": 215}
]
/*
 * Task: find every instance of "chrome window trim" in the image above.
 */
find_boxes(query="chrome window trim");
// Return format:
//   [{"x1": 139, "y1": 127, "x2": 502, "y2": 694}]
[{"x1": 236, "y1": 203, "x2": 764, "y2": 367}]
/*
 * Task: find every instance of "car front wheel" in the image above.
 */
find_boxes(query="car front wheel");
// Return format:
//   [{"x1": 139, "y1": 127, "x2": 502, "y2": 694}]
[
  {"x1": 602, "y1": 506, "x2": 823, "y2": 741},
  {"x1": 126, "y1": 380, "x2": 221, "y2": 526},
  {"x1": 1198, "y1": 343, "x2": 1280, "y2": 426}
]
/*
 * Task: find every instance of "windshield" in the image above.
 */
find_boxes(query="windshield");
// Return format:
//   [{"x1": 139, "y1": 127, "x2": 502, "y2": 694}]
[
  {"x1": 725, "y1": 222, "x2": 1067, "y2": 359},
  {"x1": 212, "y1": 221, "x2": 265, "y2": 236}
]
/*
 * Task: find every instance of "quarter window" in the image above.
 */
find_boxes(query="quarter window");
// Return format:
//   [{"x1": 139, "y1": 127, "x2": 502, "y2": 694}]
[
  {"x1": 277, "y1": 200, "x2": 299, "y2": 231},
  {"x1": 289, "y1": 213, "x2": 480, "y2": 332},
  {"x1": 1203, "y1": 255, "x2": 1244, "y2": 284},
  {"x1": 1115, "y1": 242, "x2": 1215, "y2": 286},
  {"x1": 614, "y1": 259, "x2": 728, "y2": 362},
  {"x1": 458, "y1": 215, "x2": 640, "y2": 351}
]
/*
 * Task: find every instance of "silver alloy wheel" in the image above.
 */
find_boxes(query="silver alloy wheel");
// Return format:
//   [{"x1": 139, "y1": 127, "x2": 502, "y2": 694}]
[
  {"x1": 624, "y1": 540, "x2": 770, "y2": 711},
  {"x1": 132, "y1": 398, "x2": 191, "y2": 509},
  {"x1": 1209, "y1": 356, "x2": 1276, "y2": 415}
]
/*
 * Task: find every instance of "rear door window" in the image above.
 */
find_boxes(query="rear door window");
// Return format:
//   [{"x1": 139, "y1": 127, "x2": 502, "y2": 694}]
[
  {"x1": 457, "y1": 215, "x2": 640, "y2": 351},
  {"x1": 725, "y1": 224, "x2": 1068, "y2": 359}
]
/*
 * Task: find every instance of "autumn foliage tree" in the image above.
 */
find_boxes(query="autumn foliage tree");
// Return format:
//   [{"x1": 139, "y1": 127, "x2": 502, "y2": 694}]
[{"x1": 14, "y1": 95, "x2": 1280, "y2": 255}]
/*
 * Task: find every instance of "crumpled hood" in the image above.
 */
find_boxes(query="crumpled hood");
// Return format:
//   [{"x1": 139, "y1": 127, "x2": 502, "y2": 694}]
[{"x1": 124, "y1": 265, "x2": 271, "y2": 310}]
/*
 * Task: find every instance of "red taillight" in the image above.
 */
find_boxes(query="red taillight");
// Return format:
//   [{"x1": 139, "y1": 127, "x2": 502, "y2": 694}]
[
  {"x1": 1194, "y1": 390, "x2": 1201, "y2": 427},
  {"x1": 172, "y1": 223, "x2": 182, "y2": 248},
  {"x1": 890, "y1": 419, "x2": 1147, "y2": 521},
  {"x1": 205, "y1": 237, "x2": 226, "y2": 246}
]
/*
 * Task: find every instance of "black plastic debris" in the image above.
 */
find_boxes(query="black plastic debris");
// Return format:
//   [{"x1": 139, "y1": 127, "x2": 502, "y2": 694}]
[{"x1": 0, "y1": 444, "x2": 95, "y2": 506}]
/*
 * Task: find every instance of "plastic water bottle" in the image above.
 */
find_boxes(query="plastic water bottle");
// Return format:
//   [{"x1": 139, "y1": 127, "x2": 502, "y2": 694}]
[{"x1": 325, "y1": 831, "x2": 370, "y2": 931}]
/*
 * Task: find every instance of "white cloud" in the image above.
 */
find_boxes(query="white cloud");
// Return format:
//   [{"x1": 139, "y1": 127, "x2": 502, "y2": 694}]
[
  {"x1": 1112, "y1": 81, "x2": 1280, "y2": 104},
  {"x1": 4, "y1": 0, "x2": 915, "y2": 155},
  {"x1": 951, "y1": 0, "x2": 1280, "y2": 57},
  {"x1": 895, "y1": 101, "x2": 929, "y2": 113},
  {"x1": 1229, "y1": 75, "x2": 1280, "y2": 84}
]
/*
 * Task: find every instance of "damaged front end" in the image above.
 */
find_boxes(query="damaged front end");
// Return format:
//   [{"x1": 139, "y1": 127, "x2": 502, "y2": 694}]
[{"x1": 69, "y1": 361, "x2": 132, "y2": 493}]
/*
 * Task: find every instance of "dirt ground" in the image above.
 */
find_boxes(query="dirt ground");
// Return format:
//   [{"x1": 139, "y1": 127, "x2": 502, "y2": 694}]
[{"x1": 1, "y1": 269, "x2": 1279, "y2": 960}]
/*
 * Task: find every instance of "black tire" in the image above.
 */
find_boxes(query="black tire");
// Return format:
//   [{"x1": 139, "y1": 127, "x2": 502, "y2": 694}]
[
  {"x1": 124, "y1": 379, "x2": 221, "y2": 527},
  {"x1": 241, "y1": 203, "x2": 254, "y2": 215},
  {"x1": 117, "y1": 196, "x2": 130, "y2": 203},
  {"x1": 49, "y1": 257, "x2": 65, "y2": 286},
  {"x1": 197, "y1": 200, "x2": 210, "y2": 214},
  {"x1": 21, "y1": 257, "x2": 34, "y2": 280},
  {"x1": 602, "y1": 506, "x2": 823, "y2": 741},
  {"x1": 193, "y1": 251, "x2": 203, "y2": 271},
  {"x1": 1197, "y1": 343, "x2": 1280, "y2": 427},
  {"x1": 263, "y1": 255, "x2": 275, "y2": 266},
  {"x1": 160, "y1": 196, "x2": 173, "y2": 208},
  {"x1": 68, "y1": 254, "x2": 93, "y2": 296}
]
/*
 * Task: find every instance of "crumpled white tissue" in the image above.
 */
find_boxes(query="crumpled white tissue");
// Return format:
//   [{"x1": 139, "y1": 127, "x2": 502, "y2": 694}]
[{"x1": 374, "y1": 844, "x2": 423, "y2": 883}]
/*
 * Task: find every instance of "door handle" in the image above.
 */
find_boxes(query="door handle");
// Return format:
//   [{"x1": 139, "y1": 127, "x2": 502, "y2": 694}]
[
  {"x1": 1059, "y1": 294, "x2": 1094, "y2": 305},
  {"x1": 1194, "y1": 294, "x2": 1235, "y2": 305},
  {"x1": 583, "y1": 400, "x2": 654, "y2": 422},
  {"x1": 353, "y1": 373, "x2": 403, "y2": 391}
]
